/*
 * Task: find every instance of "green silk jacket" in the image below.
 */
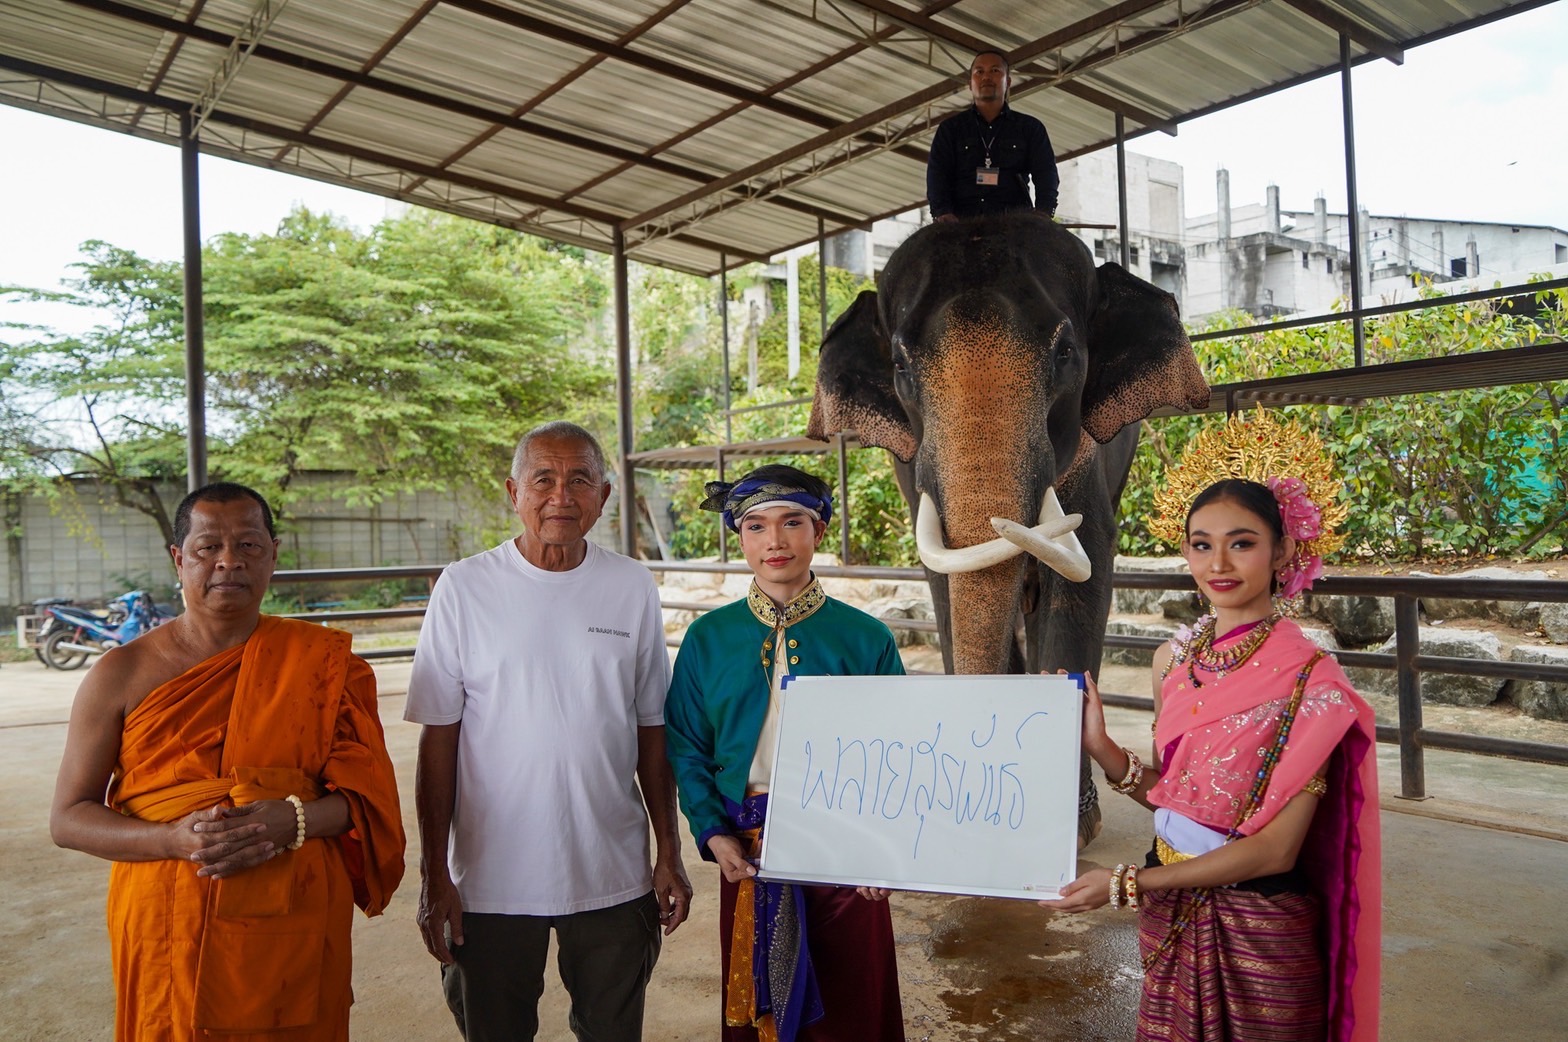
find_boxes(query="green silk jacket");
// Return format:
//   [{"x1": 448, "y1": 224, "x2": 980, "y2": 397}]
[{"x1": 664, "y1": 581, "x2": 905, "y2": 858}]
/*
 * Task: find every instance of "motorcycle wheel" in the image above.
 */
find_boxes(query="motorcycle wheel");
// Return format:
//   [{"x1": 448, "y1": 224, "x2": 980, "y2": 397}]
[
  {"x1": 42, "y1": 629, "x2": 91, "y2": 671},
  {"x1": 34, "y1": 618, "x2": 58, "y2": 665}
]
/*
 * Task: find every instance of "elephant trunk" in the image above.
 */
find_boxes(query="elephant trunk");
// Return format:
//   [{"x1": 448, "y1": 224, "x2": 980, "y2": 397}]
[{"x1": 914, "y1": 314, "x2": 1090, "y2": 673}]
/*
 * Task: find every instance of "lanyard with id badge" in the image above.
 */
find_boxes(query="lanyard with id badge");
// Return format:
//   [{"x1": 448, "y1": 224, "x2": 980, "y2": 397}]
[{"x1": 976, "y1": 130, "x2": 1000, "y2": 186}]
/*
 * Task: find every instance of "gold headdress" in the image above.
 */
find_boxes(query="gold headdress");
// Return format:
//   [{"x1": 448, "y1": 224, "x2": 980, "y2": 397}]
[{"x1": 1149, "y1": 408, "x2": 1346, "y2": 598}]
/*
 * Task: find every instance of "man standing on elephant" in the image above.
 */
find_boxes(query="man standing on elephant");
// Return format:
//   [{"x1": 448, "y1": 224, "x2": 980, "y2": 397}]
[{"x1": 927, "y1": 48, "x2": 1059, "y2": 222}]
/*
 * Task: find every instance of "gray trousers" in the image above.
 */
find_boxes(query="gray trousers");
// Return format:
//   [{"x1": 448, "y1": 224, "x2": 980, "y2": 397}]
[{"x1": 441, "y1": 891, "x2": 662, "y2": 1042}]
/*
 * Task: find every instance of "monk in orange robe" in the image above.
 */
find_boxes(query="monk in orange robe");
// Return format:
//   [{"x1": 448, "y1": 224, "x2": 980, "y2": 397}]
[{"x1": 51, "y1": 483, "x2": 405, "y2": 1042}]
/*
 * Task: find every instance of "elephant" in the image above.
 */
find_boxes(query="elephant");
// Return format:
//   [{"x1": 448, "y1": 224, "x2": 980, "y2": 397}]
[{"x1": 806, "y1": 210, "x2": 1210, "y2": 845}]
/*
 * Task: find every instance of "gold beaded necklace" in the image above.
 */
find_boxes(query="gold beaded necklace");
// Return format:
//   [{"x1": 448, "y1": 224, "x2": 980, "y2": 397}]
[{"x1": 1182, "y1": 613, "x2": 1278, "y2": 688}]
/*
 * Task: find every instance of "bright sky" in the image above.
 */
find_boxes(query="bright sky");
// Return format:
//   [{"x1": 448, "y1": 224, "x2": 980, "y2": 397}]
[
  {"x1": 2, "y1": 1, "x2": 1564, "y2": 337},
  {"x1": 1126, "y1": 2, "x2": 1567, "y2": 230}
]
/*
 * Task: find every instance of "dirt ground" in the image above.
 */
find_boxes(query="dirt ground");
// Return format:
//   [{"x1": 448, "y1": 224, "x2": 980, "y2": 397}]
[{"x1": 4, "y1": 651, "x2": 1567, "y2": 1041}]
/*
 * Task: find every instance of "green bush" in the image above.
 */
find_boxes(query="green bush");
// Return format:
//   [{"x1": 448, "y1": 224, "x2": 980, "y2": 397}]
[{"x1": 1121, "y1": 280, "x2": 1567, "y2": 560}]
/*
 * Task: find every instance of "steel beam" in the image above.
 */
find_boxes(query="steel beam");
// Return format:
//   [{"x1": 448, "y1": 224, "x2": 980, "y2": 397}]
[
  {"x1": 624, "y1": 0, "x2": 1266, "y2": 240},
  {"x1": 1394, "y1": 593, "x2": 1426, "y2": 799},
  {"x1": 190, "y1": 0, "x2": 288, "y2": 134},
  {"x1": 1116, "y1": 113, "x2": 1131, "y2": 267},
  {"x1": 1340, "y1": 33, "x2": 1366, "y2": 366},
  {"x1": 614, "y1": 228, "x2": 636, "y2": 558},
  {"x1": 179, "y1": 111, "x2": 207, "y2": 492},
  {"x1": 1284, "y1": 0, "x2": 1404, "y2": 63}
]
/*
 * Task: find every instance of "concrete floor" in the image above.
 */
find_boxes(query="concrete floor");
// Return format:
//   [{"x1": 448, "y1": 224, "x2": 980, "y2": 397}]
[{"x1": 3, "y1": 656, "x2": 1565, "y2": 1041}]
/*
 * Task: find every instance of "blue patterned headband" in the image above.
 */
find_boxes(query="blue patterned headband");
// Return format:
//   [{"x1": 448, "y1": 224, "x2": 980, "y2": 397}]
[{"x1": 699, "y1": 476, "x2": 834, "y2": 532}]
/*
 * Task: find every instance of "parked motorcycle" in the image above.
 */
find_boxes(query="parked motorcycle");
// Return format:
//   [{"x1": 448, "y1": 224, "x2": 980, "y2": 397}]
[
  {"x1": 41, "y1": 591, "x2": 175, "y2": 670},
  {"x1": 27, "y1": 597, "x2": 76, "y2": 665}
]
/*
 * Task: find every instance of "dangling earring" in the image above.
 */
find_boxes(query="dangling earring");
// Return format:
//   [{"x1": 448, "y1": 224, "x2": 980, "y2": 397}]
[{"x1": 1272, "y1": 569, "x2": 1300, "y2": 618}]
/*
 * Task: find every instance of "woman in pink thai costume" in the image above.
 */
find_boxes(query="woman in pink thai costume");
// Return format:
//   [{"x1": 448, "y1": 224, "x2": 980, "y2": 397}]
[{"x1": 1053, "y1": 413, "x2": 1381, "y2": 1042}]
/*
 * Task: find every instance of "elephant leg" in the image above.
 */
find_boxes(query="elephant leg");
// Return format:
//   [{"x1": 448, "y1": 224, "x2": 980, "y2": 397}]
[{"x1": 1027, "y1": 436, "x2": 1130, "y2": 850}]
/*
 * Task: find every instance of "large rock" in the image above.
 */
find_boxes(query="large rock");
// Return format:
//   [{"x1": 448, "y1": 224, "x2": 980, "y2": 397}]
[
  {"x1": 1159, "y1": 588, "x2": 1205, "y2": 622},
  {"x1": 1296, "y1": 625, "x2": 1342, "y2": 652},
  {"x1": 864, "y1": 595, "x2": 939, "y2": 648},
  {"x1": 1542, "y1": 602, "x2": 1568, "y2": 643},
  {"x1": 860, "y1": 579, "x2": 934, "y2": 602},
  {"x1": 1102, "y1": 619, "x2": 1179, "y2": 667},
  {"x1": 1415, "y1": 566, "x2": 1552, "y2": 625},
  {"x1": 1112, "y1": 556, "x2": 1189, "y2": 615},
  {"x1": 1503, "y1": 645, "x2": 1568, "y2": 721},
  {"x1": 1346, "y1": 627, "x2": 1505, "y2": 707},
  {"x1": 1310, "y1": 594, "x2": 1396, "y2": 646}
]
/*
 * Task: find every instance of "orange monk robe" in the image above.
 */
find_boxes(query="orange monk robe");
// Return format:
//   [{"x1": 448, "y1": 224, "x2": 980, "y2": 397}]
[{"x1": 106, "y1": 616, "x2": 405, "y2": 1042}]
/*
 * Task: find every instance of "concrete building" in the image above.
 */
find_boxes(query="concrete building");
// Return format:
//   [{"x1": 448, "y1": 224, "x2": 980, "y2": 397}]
[
  {"x1": 1055, "y1": 149, "x2": 1186, "y2": 297},
  {"x1": 1186, "y1": 170, "x2": 1568, "y2": 320}
]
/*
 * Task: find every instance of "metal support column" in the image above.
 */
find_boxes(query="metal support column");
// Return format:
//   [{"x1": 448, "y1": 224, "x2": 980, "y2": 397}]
[
  {"x1": 1340, "y1": 33, "x2": 1366, "y2": 367},
  {"x1": 613, "y1": 228, "x2": 636, "y2": 558},
  {"x1": 715, "y1": 447, "x2": 728, "y2": 563},
  {"x1": 719, "y1": 252, "x2": 732, "y2": 445},
  {"x1": 835, "y1": 432, "x2": 850, "y2": 564},
  {"x1": 1115, "y1": 114, "x2": 1131, "y2": 268},
  {"x1": 180, "y1": 111, "x2": 208, "y2": 491},
  {"x1": 817, "y1": 217, "x2": 828, "y2": 343},
  {"x1": 1394, "y1": 592, "x2": 1426, "y2": 798}
]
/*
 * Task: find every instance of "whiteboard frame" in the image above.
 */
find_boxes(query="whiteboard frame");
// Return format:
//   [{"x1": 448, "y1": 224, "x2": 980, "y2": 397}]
[{"x1": 755, "y1": 673, "x2": 1083, "y2": 901}]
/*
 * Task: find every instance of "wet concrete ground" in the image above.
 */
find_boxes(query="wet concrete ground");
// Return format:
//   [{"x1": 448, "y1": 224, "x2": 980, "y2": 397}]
[{"x1": 3, "y1": 657, "x2": 1565, "y2": 1041}]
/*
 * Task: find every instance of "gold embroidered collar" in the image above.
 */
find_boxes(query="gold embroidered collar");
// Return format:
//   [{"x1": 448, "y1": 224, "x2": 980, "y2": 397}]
[{"x1": 747, "y1": 577, "x2": 826, "y2": 629}]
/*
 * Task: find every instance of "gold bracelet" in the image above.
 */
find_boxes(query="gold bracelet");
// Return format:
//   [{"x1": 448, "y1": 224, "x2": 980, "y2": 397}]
[
  {"x1": 1124, "y1": 864, "x2": 1140, "y2": 909},
  {"x1": 1108, "y1": 748, "x2": 1145, "y2": 795},
  {"x1": 284, "y1": 794, "x2": 307, "y2": 851},
  {"x1": 1108, "y1": 864, "x2": 1128, "y2": 909},
  {"x1": 1303, "y1": 775, "x2": 1328, "y2": 798}
]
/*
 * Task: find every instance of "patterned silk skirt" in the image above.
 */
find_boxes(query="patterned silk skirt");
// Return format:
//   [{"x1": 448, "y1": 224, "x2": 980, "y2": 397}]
[{"x1": 1138, "y1": 886, "x2": 1326, "y2": 1041}]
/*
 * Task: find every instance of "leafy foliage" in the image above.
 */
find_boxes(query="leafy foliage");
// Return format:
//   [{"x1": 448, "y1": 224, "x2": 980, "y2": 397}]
[
  {"x1": 643, "y1": 257, "x2": 915, "y2": 564},
  {"x1": 0, "y1": 241, "x2": 187, "y2": 542},
  {"x1": 1120, "y1": 279, "x2": 1568, "y2": 560},
  {"x1": 1, "y1": 210, "x2": 612, "y2": 549}
]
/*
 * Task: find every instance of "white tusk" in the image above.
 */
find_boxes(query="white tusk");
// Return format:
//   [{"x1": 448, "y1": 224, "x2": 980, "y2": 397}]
[
  {"x1": 915, "y1": 492, "x2": 1026, "y2": 574},
  {"x1": 993, "y1": 487, "x2": 1093, "y2": 582}
]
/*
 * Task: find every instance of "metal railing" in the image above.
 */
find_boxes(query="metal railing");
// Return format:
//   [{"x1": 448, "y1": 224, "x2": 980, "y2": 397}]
[{"x1": 268, "y1": 563, "x2": 1568, "y2": 797}]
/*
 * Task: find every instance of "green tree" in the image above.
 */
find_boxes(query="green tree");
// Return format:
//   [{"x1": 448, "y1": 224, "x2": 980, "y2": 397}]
[
  {"x1": 1, "y1": 241, "x2": 187, "y2": 543},
  {"x1": 201, "y1": 208, "x2": 611, "y2": 504},
  {"x1": 1, "y1": 209, "x2": 613, "y2": 549},
  {"x1": 1120, "y1": 279, "x2": 1568, "y2": 561}
]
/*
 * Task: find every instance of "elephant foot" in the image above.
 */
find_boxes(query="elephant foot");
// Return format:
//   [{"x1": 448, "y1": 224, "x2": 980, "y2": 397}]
[{"x1": 1076, "y1": 779, "x2": 1103, "y2": 851}]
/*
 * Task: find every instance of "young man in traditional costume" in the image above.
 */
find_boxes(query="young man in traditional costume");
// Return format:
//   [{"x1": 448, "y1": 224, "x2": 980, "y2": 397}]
[
  {"x1": 665, "y1": 464, "x2": 907, "y2": 1042},
  {"x1": 51, "y1": 482, "x2": 406, "y2": 1042},
  {"x1": 1052, "y1": 410, "x2": 1380, "y2": 1042}
]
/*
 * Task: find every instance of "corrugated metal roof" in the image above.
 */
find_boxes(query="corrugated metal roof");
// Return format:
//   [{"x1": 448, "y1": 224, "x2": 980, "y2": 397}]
[{"x1": 0, "y1": 0, "x2": 1549, "y2": 274}]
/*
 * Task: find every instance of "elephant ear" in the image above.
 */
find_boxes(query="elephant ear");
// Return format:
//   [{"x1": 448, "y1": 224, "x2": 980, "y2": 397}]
[
  {"x1": 1081, "y1": 262, "x2": 1211, "y2": 445},
  {"x1": 806, "y1": 290, "x2": 918, "y2": 463}
]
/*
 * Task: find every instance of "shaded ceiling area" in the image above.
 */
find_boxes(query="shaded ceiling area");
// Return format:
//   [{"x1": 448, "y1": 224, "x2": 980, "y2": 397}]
[{"x1": 0, "y1": 0, "x2": 1551, "y2": 274}]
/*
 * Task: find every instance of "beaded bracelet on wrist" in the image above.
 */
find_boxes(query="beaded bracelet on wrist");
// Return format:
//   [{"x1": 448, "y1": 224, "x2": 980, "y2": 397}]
[
  {"x1": 284, "y1": 794, "x2": 307, "y2": 851},
  {"x1": 1109, "y1": 864, "x2": 1128, "y2": 909},
  {"x1": 1108, "y1": 748, "x2": 1144, "y2": 795}
]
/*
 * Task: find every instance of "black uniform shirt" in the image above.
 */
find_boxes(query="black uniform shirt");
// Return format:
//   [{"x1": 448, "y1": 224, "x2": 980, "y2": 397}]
[{"x1": 926, "y1": 103, "x2": 1059, "y2": 219}]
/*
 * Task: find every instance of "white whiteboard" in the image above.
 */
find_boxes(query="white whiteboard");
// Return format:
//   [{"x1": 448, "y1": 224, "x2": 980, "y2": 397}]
[{"x1": 757, "y1": 674, "x2": 1082, "y2": 900}]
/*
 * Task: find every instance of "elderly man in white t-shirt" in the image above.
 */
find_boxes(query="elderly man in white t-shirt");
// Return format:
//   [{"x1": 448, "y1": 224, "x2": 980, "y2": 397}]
[{"x1": 406, "y1": 421, "x2": 691, "y2": 1042}]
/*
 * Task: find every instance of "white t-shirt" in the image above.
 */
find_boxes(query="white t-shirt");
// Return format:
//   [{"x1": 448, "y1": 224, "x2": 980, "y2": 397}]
[{"x1": 404, "y1": 539, "x2": 669, "y2": 915}]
